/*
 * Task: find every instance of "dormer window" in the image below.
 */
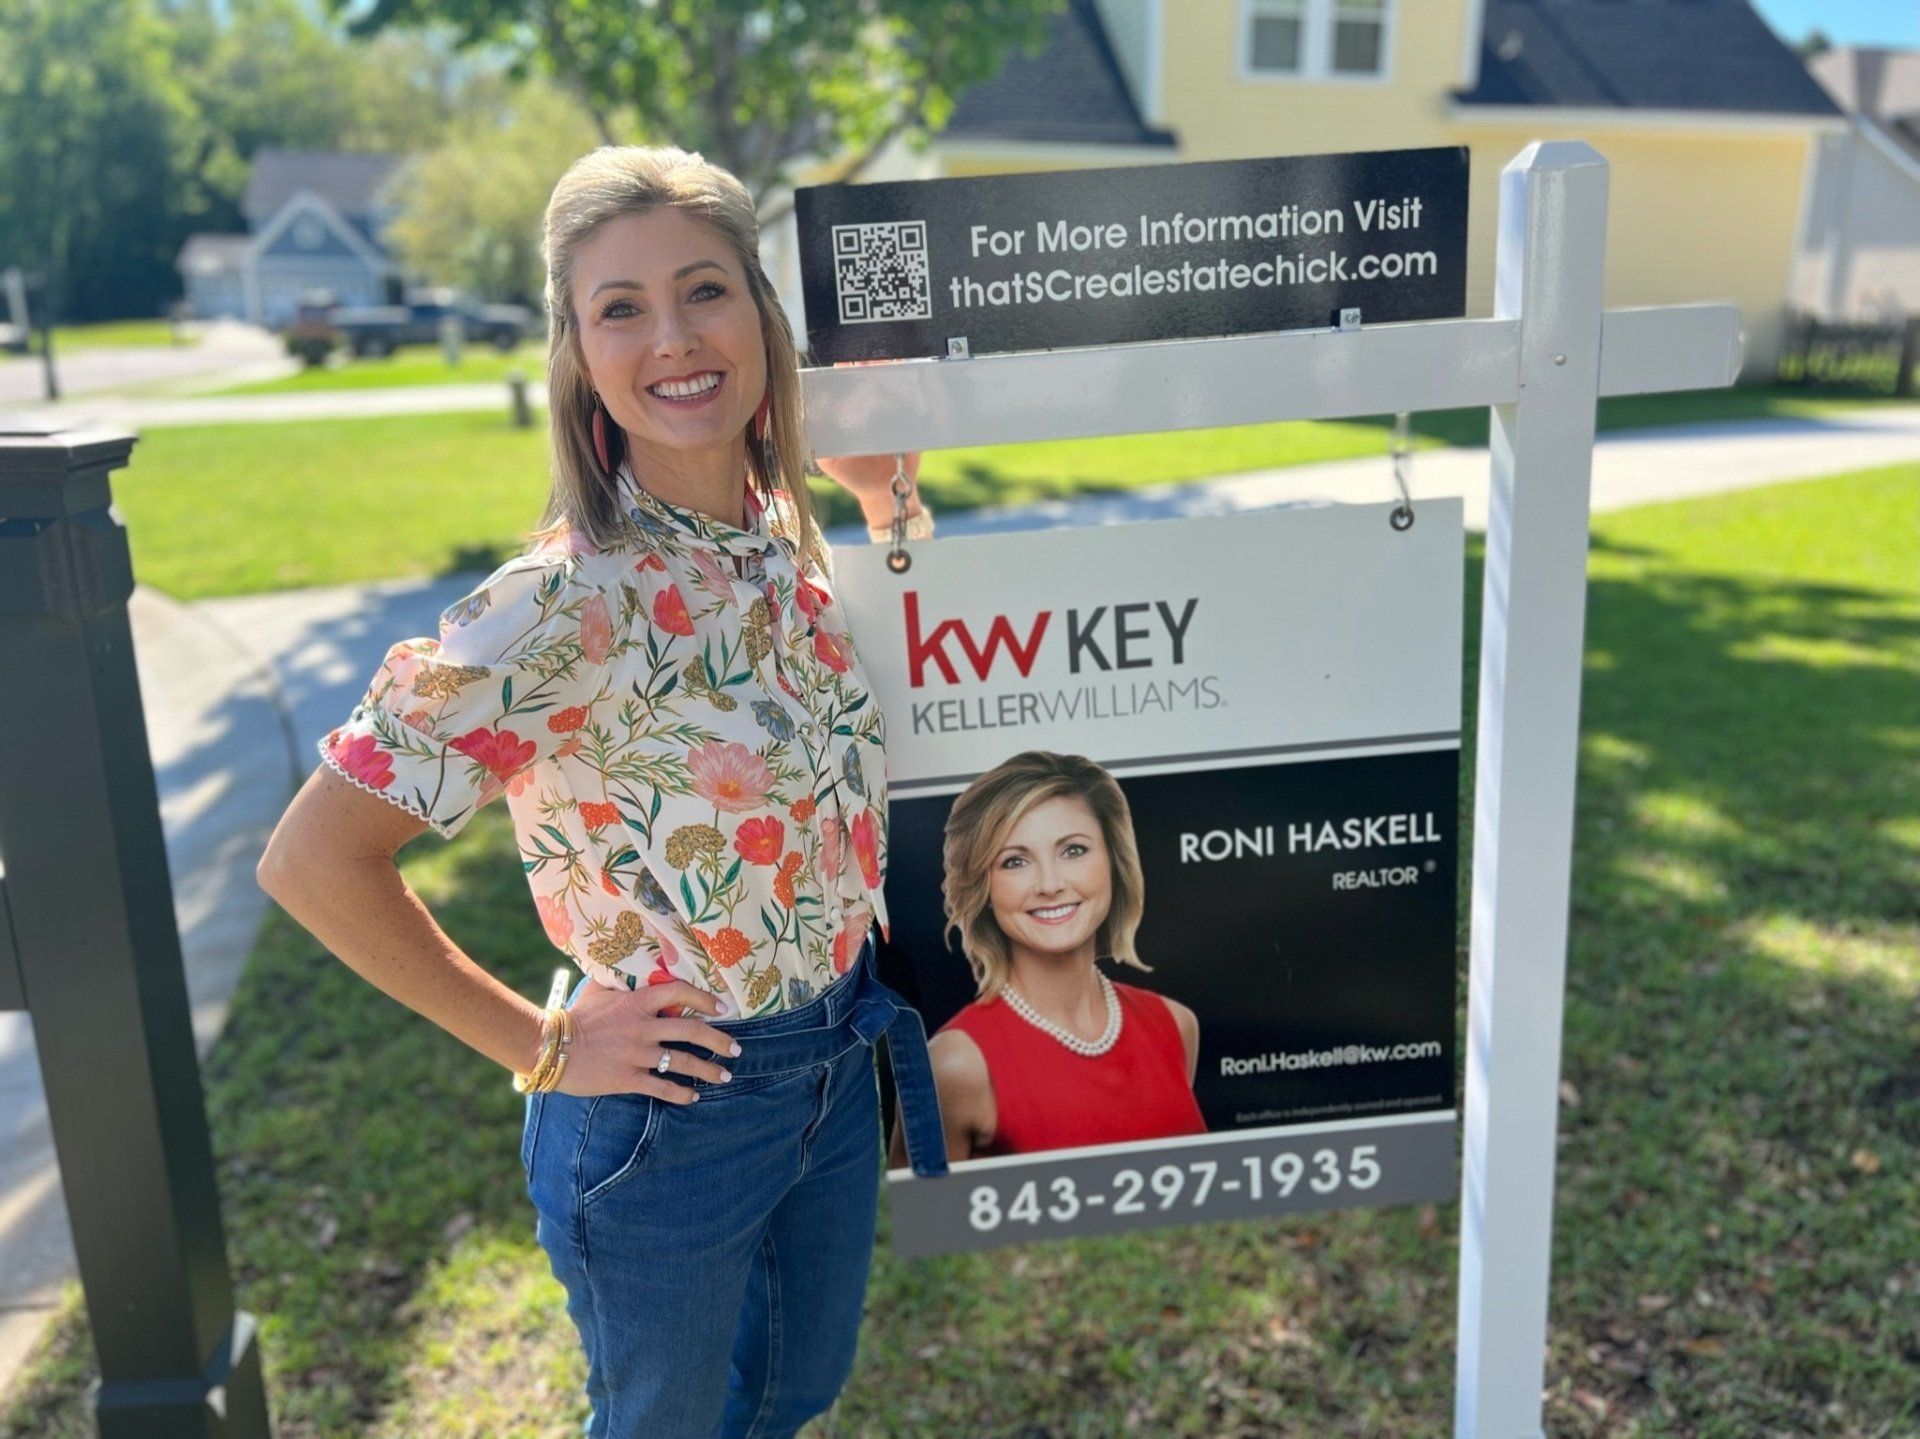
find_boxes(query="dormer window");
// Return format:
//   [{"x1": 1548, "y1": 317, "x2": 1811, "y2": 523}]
[{"x1": 1243, "y1": 0, "x2": 1392, "y2": 81}]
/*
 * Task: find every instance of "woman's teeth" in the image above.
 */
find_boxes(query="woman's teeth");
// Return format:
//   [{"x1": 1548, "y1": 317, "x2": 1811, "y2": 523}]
[
  {"x1": 648, "y1": 373, "x2": 722, "y2": 400},
  {"x1": 1029, "y1": 903, "x2": 1079, "y2": 923}
]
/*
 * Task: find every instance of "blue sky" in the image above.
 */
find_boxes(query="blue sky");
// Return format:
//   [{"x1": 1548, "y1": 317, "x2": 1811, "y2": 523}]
[{"x1": 1750, "y1": 0, "x2": 1918, "y2": 49}]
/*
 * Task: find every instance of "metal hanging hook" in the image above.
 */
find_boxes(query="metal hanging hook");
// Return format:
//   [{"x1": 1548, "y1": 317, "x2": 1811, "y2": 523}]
[
  {"x1": 1389, "y1": 411, "x2": 1415, "y2": 531},
  {"x1": 886, "y1": 452, "x2": 914, "y2": 573}
]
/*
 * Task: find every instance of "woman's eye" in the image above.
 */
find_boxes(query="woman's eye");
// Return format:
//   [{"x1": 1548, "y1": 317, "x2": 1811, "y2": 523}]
[
  {"x1": 692, "y1": 281, "x2": 726, "y2": 301},
  {"x1": 999, "y1": 855, "x2": 1026, "y2": 870},
  {"x1": 601, "y1": 299, "x2": 638, "y2": 320},
  {"x1": 1064, "y1": 843, "x2": 1089, "y2": 858}
]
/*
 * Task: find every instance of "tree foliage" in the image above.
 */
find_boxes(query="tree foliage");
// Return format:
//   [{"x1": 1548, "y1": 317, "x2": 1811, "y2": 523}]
[
  {"x1": 382, "y1": 83, "x2": 600, "y2": 302},
  {"x1": 0, "y1": 0, "x2": 202, "y2": 320},
  {"x1": 332, "y1": 0, "x2": 1067, "y2": 216},
  {"x1": 0, "y1": 0, "x2": 1054, "y2": 320},
  {"x1": 1791, "y1": 28, "x2": 1833, "y2": 61},
  {"x1": 0, "y1": 0, "x2": 474, "y2": 320},
  {"x1": 171, "y1": 0, "x2": 470, "y2": 189}
]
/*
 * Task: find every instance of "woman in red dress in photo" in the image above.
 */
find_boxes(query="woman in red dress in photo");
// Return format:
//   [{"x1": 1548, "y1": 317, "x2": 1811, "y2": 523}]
[{"x1": 897, "y1": 751, "x2": 1207, "y2": 1163}]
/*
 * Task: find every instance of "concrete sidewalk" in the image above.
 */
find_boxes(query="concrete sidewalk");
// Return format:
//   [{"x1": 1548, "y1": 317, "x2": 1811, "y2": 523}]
[
  {"x1": 10, "y1": 378, "x2": 538, "y2": 429},
  {"x1": 1, "y1": 408, "x2": 1915, "y2": 1397}
]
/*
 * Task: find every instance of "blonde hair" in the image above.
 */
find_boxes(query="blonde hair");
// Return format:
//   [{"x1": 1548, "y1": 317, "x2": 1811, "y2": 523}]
[
  {"x1": 530, "y1": 145, "x2": 819, "y2": 567},
  {"x1": 942, "y1": 751, "x2": 1148, "y2": 1003}
]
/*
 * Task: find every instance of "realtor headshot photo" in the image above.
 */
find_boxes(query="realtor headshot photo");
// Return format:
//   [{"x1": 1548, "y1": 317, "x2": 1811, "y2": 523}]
[{"x1": 889, "y1": 750, "x2": 1207, "y2": 1166}]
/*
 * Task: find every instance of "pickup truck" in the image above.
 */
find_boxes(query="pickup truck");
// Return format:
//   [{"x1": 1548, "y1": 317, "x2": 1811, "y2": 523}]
[{"x1": 329, "y1": 291, "x2": 537, "y2": 357}]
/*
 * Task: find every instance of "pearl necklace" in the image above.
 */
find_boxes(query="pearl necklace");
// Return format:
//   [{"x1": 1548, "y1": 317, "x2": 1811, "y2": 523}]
[{"x1": 1001, "y1": 970, "x2": 1122, "y2": 1057}]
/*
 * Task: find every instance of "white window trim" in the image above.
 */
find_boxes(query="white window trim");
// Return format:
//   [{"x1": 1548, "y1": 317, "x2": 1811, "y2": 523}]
[
  {"x1": 1460, "y1": 0, "x2": 1487, "y2": 91},
  {"x1": 1238, "y1": 0, "x2": 1396, "y2": 88}
]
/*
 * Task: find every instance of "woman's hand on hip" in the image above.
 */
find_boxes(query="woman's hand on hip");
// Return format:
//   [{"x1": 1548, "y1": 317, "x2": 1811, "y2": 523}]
[{"x1": 559, "y1": 980, "x2": 742, "y2": 1100}]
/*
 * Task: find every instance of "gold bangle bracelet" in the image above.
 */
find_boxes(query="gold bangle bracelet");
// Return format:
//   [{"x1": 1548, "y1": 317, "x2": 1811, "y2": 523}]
[
  {"x1": 514, "y1": 967, "x2": 577, "y2": 1094},
  {"x1": 514, "y1": 1007, "x2": 566, "y2": 1094},
  {"x1": 529, "y1": 1008, "x2": 575, "y2": 1094}
]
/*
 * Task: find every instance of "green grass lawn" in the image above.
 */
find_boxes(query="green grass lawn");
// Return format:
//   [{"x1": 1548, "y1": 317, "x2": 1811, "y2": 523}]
[
  {"x1": 114, "y1": 387, "x2": 1919, "y2": 601},
  {"x1": 5, "y1": 465, "x2": 1914, "y2": 1437},
  {"x1": 216, "y1": 341, "x2": 549, "y2": 395},
  {"x1": 54, "y1": 318, "x2": 197, "y2": 351},
  {"x1": 113, "y1": 409, "x2": 1415, "y2": 598}
]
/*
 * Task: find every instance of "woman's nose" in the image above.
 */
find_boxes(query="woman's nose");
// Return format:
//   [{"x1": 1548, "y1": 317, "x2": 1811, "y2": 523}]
[{"x1": 651, "y1": 307, "x2": 697, "y2": 356}]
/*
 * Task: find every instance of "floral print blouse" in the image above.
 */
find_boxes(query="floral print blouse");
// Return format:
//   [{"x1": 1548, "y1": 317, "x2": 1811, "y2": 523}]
[{"x1": 318, "y1": 466, "x2": 889, "y2": 1016}]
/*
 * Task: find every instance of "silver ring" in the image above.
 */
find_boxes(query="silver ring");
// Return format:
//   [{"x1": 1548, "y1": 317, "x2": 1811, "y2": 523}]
[{"x1": 655, "y1": 1050, "x2": 672, "y2": 1075}]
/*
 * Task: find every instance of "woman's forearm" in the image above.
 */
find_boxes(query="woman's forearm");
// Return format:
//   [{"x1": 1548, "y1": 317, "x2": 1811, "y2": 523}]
[{"x1": 262, "y1": 848, "x2": 549, "y2": 1077}]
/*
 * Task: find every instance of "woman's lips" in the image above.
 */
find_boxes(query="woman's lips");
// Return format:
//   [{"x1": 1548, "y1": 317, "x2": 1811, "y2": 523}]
[
  {"x1": 647, "y1": 372, "x2": 725, "y2": 409},
  {"x1": 1026, "y1": 902, "x2": 1082, "y2": 926}
]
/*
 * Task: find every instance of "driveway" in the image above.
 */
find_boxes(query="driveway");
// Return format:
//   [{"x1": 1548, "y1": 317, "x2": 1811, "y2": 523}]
[{"x1": 0, "y1": 321, "x2": 296, "y2": 406}]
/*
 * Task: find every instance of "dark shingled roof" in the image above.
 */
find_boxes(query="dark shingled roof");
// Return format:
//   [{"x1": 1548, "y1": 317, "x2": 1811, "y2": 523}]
[
  {"x1": 942, "y1": 0, "x2": 1176, "y2": 149},
  {"x1": 1458, "y1": 0, "x2": 1843, "y2": 117},
  {"x1": 243, "y1": 150, "x2": 405, "y2": 228}
]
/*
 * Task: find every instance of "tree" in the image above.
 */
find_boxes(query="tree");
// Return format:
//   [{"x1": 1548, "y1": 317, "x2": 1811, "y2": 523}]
[
  {"x1": 0, "y1": 0, "x2": 202, "y2": 322},
  {"x1": 173, "y1": 0, "x2": 473, "y2": 163},
  {"x1": 330, "y1": 0, "x2": 1067, "y2": 219},
  {"x1": 382, "y1": 82, "x2": 600, "y2": 302},
  {"x1": 0, "y1": 0, "x2": 481, "y2": 321},
  {"x1": 167, "y1": 0, "x2": 475, "y2": 235},
  {"x1": 1792, "y1": 29, "x2": 1833, "y2": 62}
]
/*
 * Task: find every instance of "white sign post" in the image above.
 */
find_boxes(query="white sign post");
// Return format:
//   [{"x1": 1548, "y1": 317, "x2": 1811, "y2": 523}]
[{"x1": 801, "y1": 142, "x2": 1741, "y2": 1439}]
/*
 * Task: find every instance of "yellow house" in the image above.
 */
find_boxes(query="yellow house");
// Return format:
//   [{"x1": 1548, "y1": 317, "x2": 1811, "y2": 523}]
[{"x1": 776, "y1": 0, "x2": 1846, "y2": 379}]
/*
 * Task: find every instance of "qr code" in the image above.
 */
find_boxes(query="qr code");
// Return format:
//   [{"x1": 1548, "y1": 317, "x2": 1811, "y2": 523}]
[{"x1": 832, "y1": 221, "x2": 931, "y2": 325}]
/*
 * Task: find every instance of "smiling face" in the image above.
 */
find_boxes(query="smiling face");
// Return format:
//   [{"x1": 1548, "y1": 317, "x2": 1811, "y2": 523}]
[
  {"x1": 569, "y1": 206, "x2": 769, "y2": 482},
  {"x1": 987, "y1": 794, "x2": 1114, "y2": 964}
]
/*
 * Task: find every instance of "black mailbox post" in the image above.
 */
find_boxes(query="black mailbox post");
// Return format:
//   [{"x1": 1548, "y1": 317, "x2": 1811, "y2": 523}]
[{"x1": 0, "y1": 417, "x2": 271, "y2": 1437}]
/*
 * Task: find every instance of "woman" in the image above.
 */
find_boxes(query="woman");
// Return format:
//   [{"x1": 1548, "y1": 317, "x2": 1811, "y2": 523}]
[
  {"x1": 257, "y1": 145, "x2": 948, "y2": 1439},
  {"x1": 910, "y1": 751, "x2": 1206, "y2": 1164}
]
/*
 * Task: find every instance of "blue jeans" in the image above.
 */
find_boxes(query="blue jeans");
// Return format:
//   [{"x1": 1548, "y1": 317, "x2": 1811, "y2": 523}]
[{"x1": 521, "y1": 944, "x2": 948, "y2": 1438}]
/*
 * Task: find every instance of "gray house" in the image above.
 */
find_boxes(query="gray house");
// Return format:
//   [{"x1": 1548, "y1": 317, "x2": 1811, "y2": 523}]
[
  {"x1": 1793, "y1": 48, "x2": 1920, "y2": 322},
  {"x1": 177, "y1": 150, "x2": 406, "y2": 327}
]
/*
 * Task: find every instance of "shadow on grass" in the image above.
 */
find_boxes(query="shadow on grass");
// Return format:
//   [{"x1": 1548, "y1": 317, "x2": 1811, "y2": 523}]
[
  {"x1": 3, "y1": 475, "x2": 1913, "y2": 1437},
  {"x1": 436, "y1": 542, "x2": 515, "y2": 579},
  {"x1": 841, "y1": 492, "x2": 1919, "y2": 1436}
]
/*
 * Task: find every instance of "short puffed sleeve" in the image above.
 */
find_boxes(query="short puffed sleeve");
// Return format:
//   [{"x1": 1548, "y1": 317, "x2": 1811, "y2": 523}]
[{"x1": 316, "y1": 555, "x2": 612, "y2": 839}]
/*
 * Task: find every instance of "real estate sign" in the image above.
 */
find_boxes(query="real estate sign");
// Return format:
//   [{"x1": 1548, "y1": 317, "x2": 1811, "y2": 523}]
[
  {"x1": 836, "y1": 503, "x2": 1463, "y2": 1256},
  {"x1": 796, "y1": 146, "x2": 1469, "y2": 362}
]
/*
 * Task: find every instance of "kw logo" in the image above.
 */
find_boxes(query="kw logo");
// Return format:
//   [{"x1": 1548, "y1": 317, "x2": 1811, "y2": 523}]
[{"x1": 903, "y1": 592, "x2": 1198, "y2": 688}]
